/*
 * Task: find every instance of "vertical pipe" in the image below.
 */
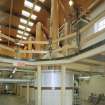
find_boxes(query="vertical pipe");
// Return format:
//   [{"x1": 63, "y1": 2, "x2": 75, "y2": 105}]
[
  {"x1": 20, "y1": 85, "x2": 22, "y2": 97},
  {"x1": 61, "y1": 66, "x2": 66, "y2": 105},
  {"x1": 27, "y1": 83, "x2": 30, "y2": 104},
  {"x1": 34, "y1": 71, "x2": 36, "y2": 105},
  {"x1": 37, "y1": 66, "x2": 41, "y2": 105}
]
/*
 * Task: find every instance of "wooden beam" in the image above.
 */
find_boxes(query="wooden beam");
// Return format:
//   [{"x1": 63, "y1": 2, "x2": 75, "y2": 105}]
[
  {"x1": 19, "y1": 50, "x2": 48, "y2": 54},
  {"x1": 19, "y1": 41, "x2": 49, "y2": 45},
  {"x1": 28, "y1": 36, "x2": 32, "y2": 59},
  {"x1": 50, "y1": 0, "x2": 59, "y2": 49},
  {"x1": 53, "y1": 44, "x2": 76, "y2": 53},
  {"x1": 0, "y1": 44, "x2": 105, "y2": 66},
  {"x1": 0, "y1": 33, "x2": 15, "y2": 43},
  {"x1": 35, "y1": 22, "x2": 44, "y2": 52}
]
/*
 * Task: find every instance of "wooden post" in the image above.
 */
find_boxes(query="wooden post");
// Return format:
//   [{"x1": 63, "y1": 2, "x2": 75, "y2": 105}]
[
  {"x1": 28, "y1": 36, "x2": 32, "y2": 59},
  {"x1": 50, "y1": 0, "x2": 59, "y2": 49},
  {"x1": 27, "y1": 83, "x2": 30, "y2": 104},
  {"x1": 61, "y1": 66, "x2": 66, "y2": 105},
  {"x1": 64, "y1": 22, "x2": 69, "y2": 55},
  {"x1": 37, "y1": 66, "x2": 41, "y2": 105},
  {"x1": 35, "y1": 22, "x2": 43, "y2": 57},
  {"x1": 23, "y1": 46, "x2": 27, "y2": 58}
]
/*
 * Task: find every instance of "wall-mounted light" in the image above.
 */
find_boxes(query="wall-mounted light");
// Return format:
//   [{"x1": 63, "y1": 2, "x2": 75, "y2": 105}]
[{"x1": 69, "y1": 0, "x2": 74, "y2": 6}]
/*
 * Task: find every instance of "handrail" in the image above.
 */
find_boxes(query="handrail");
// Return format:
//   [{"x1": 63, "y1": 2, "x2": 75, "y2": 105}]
[{"x1": 53, "y1": 10, "x2": 105, "y2": 44}]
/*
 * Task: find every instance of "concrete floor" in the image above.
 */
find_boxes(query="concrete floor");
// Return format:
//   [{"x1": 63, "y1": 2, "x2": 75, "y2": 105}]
[{"x1": 0, "y1": 95, "x2": 27, "y2": 105}]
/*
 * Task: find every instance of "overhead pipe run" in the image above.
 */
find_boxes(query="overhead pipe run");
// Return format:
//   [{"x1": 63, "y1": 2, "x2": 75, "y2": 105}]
[{"x1": 0, "y1": 79, "x2": 34, "y2": 83}]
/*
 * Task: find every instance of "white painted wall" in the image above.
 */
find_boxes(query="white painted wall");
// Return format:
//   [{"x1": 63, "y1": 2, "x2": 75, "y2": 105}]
[{"x1": 79, "y1": 76, "x2": 105, "y2": 100}]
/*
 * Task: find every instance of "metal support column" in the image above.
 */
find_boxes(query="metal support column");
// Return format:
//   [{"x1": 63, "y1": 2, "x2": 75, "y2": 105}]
[
  {"x1": 61, "y1": 66, "x2": 66, "y2": 105},
  {"x1": 27, "y1": 83, "x2": 30, "y2": 105},
  {"x1": 37, "y1": 65, "x2": 41, "y2": 105}
]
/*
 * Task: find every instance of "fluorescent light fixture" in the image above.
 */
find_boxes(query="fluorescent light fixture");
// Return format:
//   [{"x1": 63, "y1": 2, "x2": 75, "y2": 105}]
[
  {"x1": 17, "y1": 34, "x2": 22, "y2": 38},
  {"x1": 24, "y1": 32, "x2": 29, "y2": 36},
  {"x1": 16, "y1": 42, "x2": 24, "y2": 46},
  {"x1": 20, "y1": 18, "x2": 27, "y2": 24},
  {"x1": 26, "y1": 27, "x2": 31, "y2": 32},
  {"x1": 31, "y1": 14, "x2": 37, "y2": 20},
  {"x1": 28, "y1": 21, "x2": 34, "y2": 26},
  {"x1": 34, "y1": 5, "x2": 41, "y2": 12},
  {"x1": 79, "y1": 76, "x2": 90, "y2": 80},
  {"x1": 24, "y1": 0, "x2": 41, "y2": 12},
  {"x1": 18, "y1": 25, "x2": 25, "y2": 30},
  {"x1": 22, "y1": 10, "x2": 30, "y2": 17},
  {"x1": 69, "y1": 0, "x2": 74, "y2": 6},
  {"x1": 23, "y1": 36, "x2": 27, "y2": 40},
  {"x1": 24, "y1": 0, "x2": 33, "y2": 9},
  {"x1": 20, "y1": 18, "x2": 33, "y2": 27},
  {"x1": 17, "y1": 30, "x2": 24, "y2": 34},
  {"x1": 12, "y1": 68, "x2": 17, "y2": 74}
]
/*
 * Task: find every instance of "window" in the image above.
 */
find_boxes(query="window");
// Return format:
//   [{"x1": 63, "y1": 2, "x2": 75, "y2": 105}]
[{"x1": 94, "y1": 17, "x2": 105, "y2": 32}]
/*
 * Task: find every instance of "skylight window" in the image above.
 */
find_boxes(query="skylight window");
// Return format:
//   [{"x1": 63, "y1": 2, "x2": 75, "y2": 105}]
[
  {"x1": 31, "y1": 14, "x2": 37, "y2": 20},
  {"x1": 94, "y1": 17, "x2": 105, "y2": 32},
  {"x1": 18, "y1": 25, "x2": 25, "y2": 30},
  {"x1": 34, "y1": 5, "x2": 41, "y2": 12},
  {"x1": 24, "y1": 0, "x2": 33, "y2": 9},
  {"x1": 26, "y1": 27, "x2": 31, "y2": 32},
  {"x1": 24, "y1": 32, "x2": 29, "y2": 36},
  {"x1": 17, "y1": 30, "x2": 24, "y2": 34},
  {"x1": 20, "y1": 18, "x2": 27, "y2": 24},
  {"x1": 28, "y1": 21, "x2": 34, "y2": 26},
  {"x1": 22, "y1": 10, "x2": 30, "y2": 17},
  {"x1": 23, "y1": 36, "x2": 27, "y2": 40},
  {"x1": 17, "y1": 34, "x2": 22, "y2": 38}
]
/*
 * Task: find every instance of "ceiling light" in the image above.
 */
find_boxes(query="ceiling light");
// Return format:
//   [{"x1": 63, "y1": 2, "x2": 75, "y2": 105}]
[
  {"x1": 22, "y1": 10, "x2": 30, "y2": 17},
  {"x1": 24, "y1": 0, "x2": 33, "y2": 9},
  {"x1": 34, "y1": 5, "x2": 41, "y2": 12},
  {"x1": 17, "y1": 34, "x2": 22, "y2": 38},
  {"x1": 28, "y1": 21, "x2": 34, "y2": 27},
  {"x1": 31, "y1": 14, "x2": 37, "y2": 20},
  {"x1": 69, "y1": 0, "x2": 74, "y2": 6},
  {"x1": 39, "y1": 0, "x2": 45, "y2": 3},
  {"x1": 18, "y1": 25, "x2": 25, "y2": 30},
  {"x1": 16, "y1": 43, "x2": 24, "y2": 46},
  {"x1": 23, "y1": 36, "x2": 27, "y2": 40},
  {"x1": 79, "y1": 76, "x2": 90, "y2": 80},
  {"x1": 24, "y1": 32, "x2": 29, "y2": 36},
  {"x1": 0, "y1": 38, "x2": 2, "y2": 41},
  {"x1": 26, "y1": 27, "x2": 31, "y2": 32},
  {"x1": 17, "y1": 30, "x2": 24, "y2": 34},
  {"x1": 20, "y1": 18, "x2": 27, "y2": 24}
]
